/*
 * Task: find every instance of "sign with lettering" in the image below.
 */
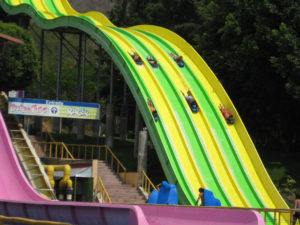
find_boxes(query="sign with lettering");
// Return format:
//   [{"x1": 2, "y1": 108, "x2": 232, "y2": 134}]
[{"x1": 8, "y1": 98, "x2": 100, "y2": 120}]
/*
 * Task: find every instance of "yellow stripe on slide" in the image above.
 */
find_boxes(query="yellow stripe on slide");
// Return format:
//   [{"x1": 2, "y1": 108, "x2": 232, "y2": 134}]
[
  {"x1": 102, "y1": 27, "x2": 205, "y2": 201},
  {"x1": 9, "y1": 0, "x2": 22, "y2": 6},
  {"x1": 130, "y1": 29, "x2": 250, "y2": 207},
  {"x1": 32, "y1": 0, "x2": 57, "y2": 19},
  {"x1": 137, "y1": 25, "x2": 289, "y2": 210}
]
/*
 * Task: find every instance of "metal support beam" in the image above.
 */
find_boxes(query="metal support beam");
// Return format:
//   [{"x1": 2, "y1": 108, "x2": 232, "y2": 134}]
[
  {"x1": 57, "y1": 32, "x2": 63, "y2": 100},
  {"x1": 38, "y1": 30, "x2": 44, "y2": 99},
  {"x1": 77, "y1": 34, "x2": 82, "y2": 101},
  {"x1": 81, "y1": 34, "x2": 86, "y2": 102},
  {"x1": 109, "y1": 61, "x2": 114, "y2": 104},
  {"x1": 96, "y1": 47, "x2": 101, "y2": 102},
  {"x1": 137, "y1": 130, "x2": 148, "y2": 186},
  {"x1": 96, "y1": 48, "x2": 101, "y2": 145},
  {"x1": 123, "y1": 76, "x2": 127, "y2": 104}
]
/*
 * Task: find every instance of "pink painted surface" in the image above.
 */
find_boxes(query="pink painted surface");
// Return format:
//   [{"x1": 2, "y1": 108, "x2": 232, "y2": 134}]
[{"x1": 0, "y1": 112, "x2": 265, "y2": 225}]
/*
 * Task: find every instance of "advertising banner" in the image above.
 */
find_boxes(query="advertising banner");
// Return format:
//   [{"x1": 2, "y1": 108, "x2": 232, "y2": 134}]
[{"x1": 8, "y1": 98, "x2": 100, "y2": 120}]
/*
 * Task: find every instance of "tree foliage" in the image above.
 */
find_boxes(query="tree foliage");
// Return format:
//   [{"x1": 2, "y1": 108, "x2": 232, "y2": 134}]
[
  {"x1": 0, "y1": 21, "x2": 39, "y2": 92},
  {"x1": 110, "y1": 0, "x2": 300, "y2": 152}
]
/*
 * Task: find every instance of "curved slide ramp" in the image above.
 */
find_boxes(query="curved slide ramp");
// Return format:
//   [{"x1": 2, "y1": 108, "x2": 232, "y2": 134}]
[{"x1": 0, "y1": 0, "x2": 287, "y2": 219}]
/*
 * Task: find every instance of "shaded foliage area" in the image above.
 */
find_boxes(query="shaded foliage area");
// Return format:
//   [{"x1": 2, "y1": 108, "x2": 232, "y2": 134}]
[
  {"x1": 0, "y1": 21, "x2": 39, "y2": 92},
  {"x1": 110, "y1": 0, "x2": 300, "y2": 153}
]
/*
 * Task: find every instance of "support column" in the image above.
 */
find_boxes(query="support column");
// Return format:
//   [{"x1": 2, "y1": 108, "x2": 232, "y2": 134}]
[
  {"x1": 120, "y1": 78, "x2": 128, "y2": 141},
  {"x1": 137, "y1": 130, "x2": 148, "y2": 186},
  {"x1": 76, "y1": 34, "x2": 87, "y2": 140},
  {"x1": 81, "y1": 33, "x2": 86, "y2": 102},
  {"x1": 35, "y1": 29, "x2": 44, "y2": 134},
  {"x1": 57, "y1": 32, "x2": 63, "y2": 101},
  {"x1": 105, "y1": 61, "x2": 114, "y2": 148},
  {"x1": 96, "y1": 48, "x2": 101, "y2": 145},
  {"x1": 105, "y1": 103, "x2": 114, "y2": 148},
  {"x1": 72, "y1": 33, "x2": 82, "y2": 135},
  {"x1": 38, "y1": 30, "x2": 44, "y2": 99},
  {"x1": 133, "y1": 104, "x2": 143, "y2": 158},
  {"x1": 53, "y1": 32, "x2": 63, "y2": 134}
]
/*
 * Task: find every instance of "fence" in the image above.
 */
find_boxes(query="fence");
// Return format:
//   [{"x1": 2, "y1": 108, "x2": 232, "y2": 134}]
[
  {"x1": 94, "y1": 176, "x2": 111, "y2": 203},
  {"x1": 32, "y1": 142, "x2": 74, "y2": 160},
  {"x1": 65, "y1": 144, "x2": 127, "y2": 183},
  {"x1": 141, "y1": 170, "x2": 156, "y2": 196}
]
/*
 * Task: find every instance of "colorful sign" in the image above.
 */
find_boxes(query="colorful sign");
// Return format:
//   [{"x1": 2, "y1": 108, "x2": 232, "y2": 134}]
[
  {"x1": 8, "y1": 90, "x2": 25, "y2": 98},
  {"x1": 8, "y1": 98, "x2": 100, "y2": 120}
]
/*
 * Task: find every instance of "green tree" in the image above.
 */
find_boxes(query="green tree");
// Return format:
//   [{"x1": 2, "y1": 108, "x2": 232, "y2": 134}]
[
  {"x1": 193, "y1": 0, "x2": 300, "y2": 152},
  {"x1": 110, "y1": 0, "x2": 300, "y2": 152},
  {"x1": 109, "y1": 0, "x2": 200, "y2": 43},
  {"x1": 0, "y1": 21, "x2": 39, "y2": 92}
]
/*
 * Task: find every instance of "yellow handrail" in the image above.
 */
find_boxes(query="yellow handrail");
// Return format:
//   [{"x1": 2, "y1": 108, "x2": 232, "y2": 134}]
[
  {"x1": 32, "y1": 142, "x2": 74, "y2": 160},
  {"x1": 105, "y1": 145, "x2": 127, "y2": 182},
  {"x1": 33, "y1": 142, "x2": 127, "y2": 183},
  {"x1": 141, "y1": 170, "x2": 156, "y2": 196},
  {"x1": 94, "y1": 176, "x2": 111, "y2": 203},
  {"x1": 202, "y1": 206, "x2": 300, "y2": 225},
  {"x1": 64, "y1": 144, "x2": 127, "y2": 183},
  {"x1": 61, "y1": 142, "x2": 75, "y2": 159},
  {"x1": 0, "y1": 214, "x2": 72, "y2": 225}
]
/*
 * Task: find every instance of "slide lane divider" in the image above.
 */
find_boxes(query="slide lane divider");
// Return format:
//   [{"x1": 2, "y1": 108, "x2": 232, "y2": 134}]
[
  {"x1": 133, "y1": 29, "x2": 252, "y2": 207},
  {"x1": 122, "y1": 28, "x2": 236, "y2": 206},
  {"x1": 100, "y1": 26, "x2": 196, "y2": 204},
  {"x1": 131, "y1": 24, "x2": 288, "y2": 210},
  {"x1": 134, "y1": 28, "x2": 266, "y2": 208}
]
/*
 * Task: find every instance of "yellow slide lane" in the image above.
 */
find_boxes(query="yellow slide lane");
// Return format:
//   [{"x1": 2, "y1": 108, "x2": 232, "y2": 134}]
[
  {"x1": 129, "y1": 29, "x2": 250, "y2": 207},
  {"x1": 100, "y1": 26, "x2": 205, "y2": 201},
  {"x1": 133, "y1": 25, "x2": 288, "y2": 210}
]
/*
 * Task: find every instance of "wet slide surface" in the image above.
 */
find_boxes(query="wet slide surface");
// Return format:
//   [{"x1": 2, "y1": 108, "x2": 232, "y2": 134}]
[{"x1": 0, "y1": 0, "x2": 287, "y2": 222}]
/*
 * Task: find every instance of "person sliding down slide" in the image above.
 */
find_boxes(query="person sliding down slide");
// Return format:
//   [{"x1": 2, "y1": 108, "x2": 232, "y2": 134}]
[
  {"x1": 148, "y1": 98, "x2": 159, "y2": 121},
  {"x1": 128, "y1": 49, "x2": 143, "y2": 65},
  {"x1": 181, "y1": 90, "x2": 199, "y2": 113},
  {"x1": 219, "y1": 104, "x2": 234, "y2": 124},
  {"x1": 147, "y1": 56, "x2": 159, "y2": 68},
  {"x1": 170, "y1": 52, "x2": 184, "y2": 67}
]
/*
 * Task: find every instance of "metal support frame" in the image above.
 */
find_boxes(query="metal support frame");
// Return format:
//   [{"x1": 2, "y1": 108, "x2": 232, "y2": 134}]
[
  {"x1": 109, "y1": 61, "x2": 114, "y2": 104},
  {"x1": 96, "y1": 48, "x2": 101, "y2": 145},
  {"x1": 77, "y1": 34, "x2": 82, "y2": 101},
  {"x1": 123, "y1": 76, "x2": 127, "y2": 104},
  {"x1": 81, "y1": 34, "x2": 87, "y2": 102},
  {"x1": 38, "y1": 29, "x2": 44, "y2": 99},
  {"x1": 57, "y1": 32, "x2": 63, "y2": 100},
  {"x1": 96, "y1": 47, "x2": 101, "y2": 102}
]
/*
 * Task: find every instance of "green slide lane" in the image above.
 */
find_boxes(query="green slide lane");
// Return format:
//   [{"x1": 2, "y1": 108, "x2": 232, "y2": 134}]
[
  {"x1": 134, "y1": 29, "x2": 266, "y2": 208},
  {"x1": 107, "y1": 26, "x2": 230, "y2": 205}
]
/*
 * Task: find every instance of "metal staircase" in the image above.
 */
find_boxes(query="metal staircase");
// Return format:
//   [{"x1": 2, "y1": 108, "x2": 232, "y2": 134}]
[{"x1": 0, "y1": 92, "x2": 56, "y2": 200}]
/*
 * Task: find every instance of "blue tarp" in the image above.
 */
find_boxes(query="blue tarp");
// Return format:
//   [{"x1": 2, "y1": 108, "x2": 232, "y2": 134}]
[
  {"x1": 203, "y1": 189, "x2": 221, "y2": 206},
  {"x1": 147, "y1": 181, "x2": 178, "y2": 205}
]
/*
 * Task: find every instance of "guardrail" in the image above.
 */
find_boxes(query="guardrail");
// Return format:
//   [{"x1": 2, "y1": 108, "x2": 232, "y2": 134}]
[
  {"x1": 207, "y1": 206, "x2": 300, "y2": 225},
  {"x1": 65, "y1": 144, "x2": 127, "y2": 183},
  {"x1": 94, "y1": 176, "x2": 111, "y2": 203},
  {"x1": 33, "y1": 142, "x2": 127, "y2": 183},
  {"x1": 32, "y1": 142, "x2": 75, "y2": 160},
  {"x1": 0, "y1": 214, "x2": 72, "y2": 225},
  {"x1": 141, "y1": 170, "x2": 156, "y2": 196}
]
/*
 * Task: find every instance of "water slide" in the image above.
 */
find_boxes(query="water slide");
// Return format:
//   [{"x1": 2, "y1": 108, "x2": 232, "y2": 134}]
[{"x1": 0, "y1": 0, "x2": 288, "y2": 222}]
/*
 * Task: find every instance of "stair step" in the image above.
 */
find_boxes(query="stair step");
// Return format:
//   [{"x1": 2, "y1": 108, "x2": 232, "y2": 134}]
[{"x1": 95, "y1": 160, "x2": 146, "y2": 204}]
